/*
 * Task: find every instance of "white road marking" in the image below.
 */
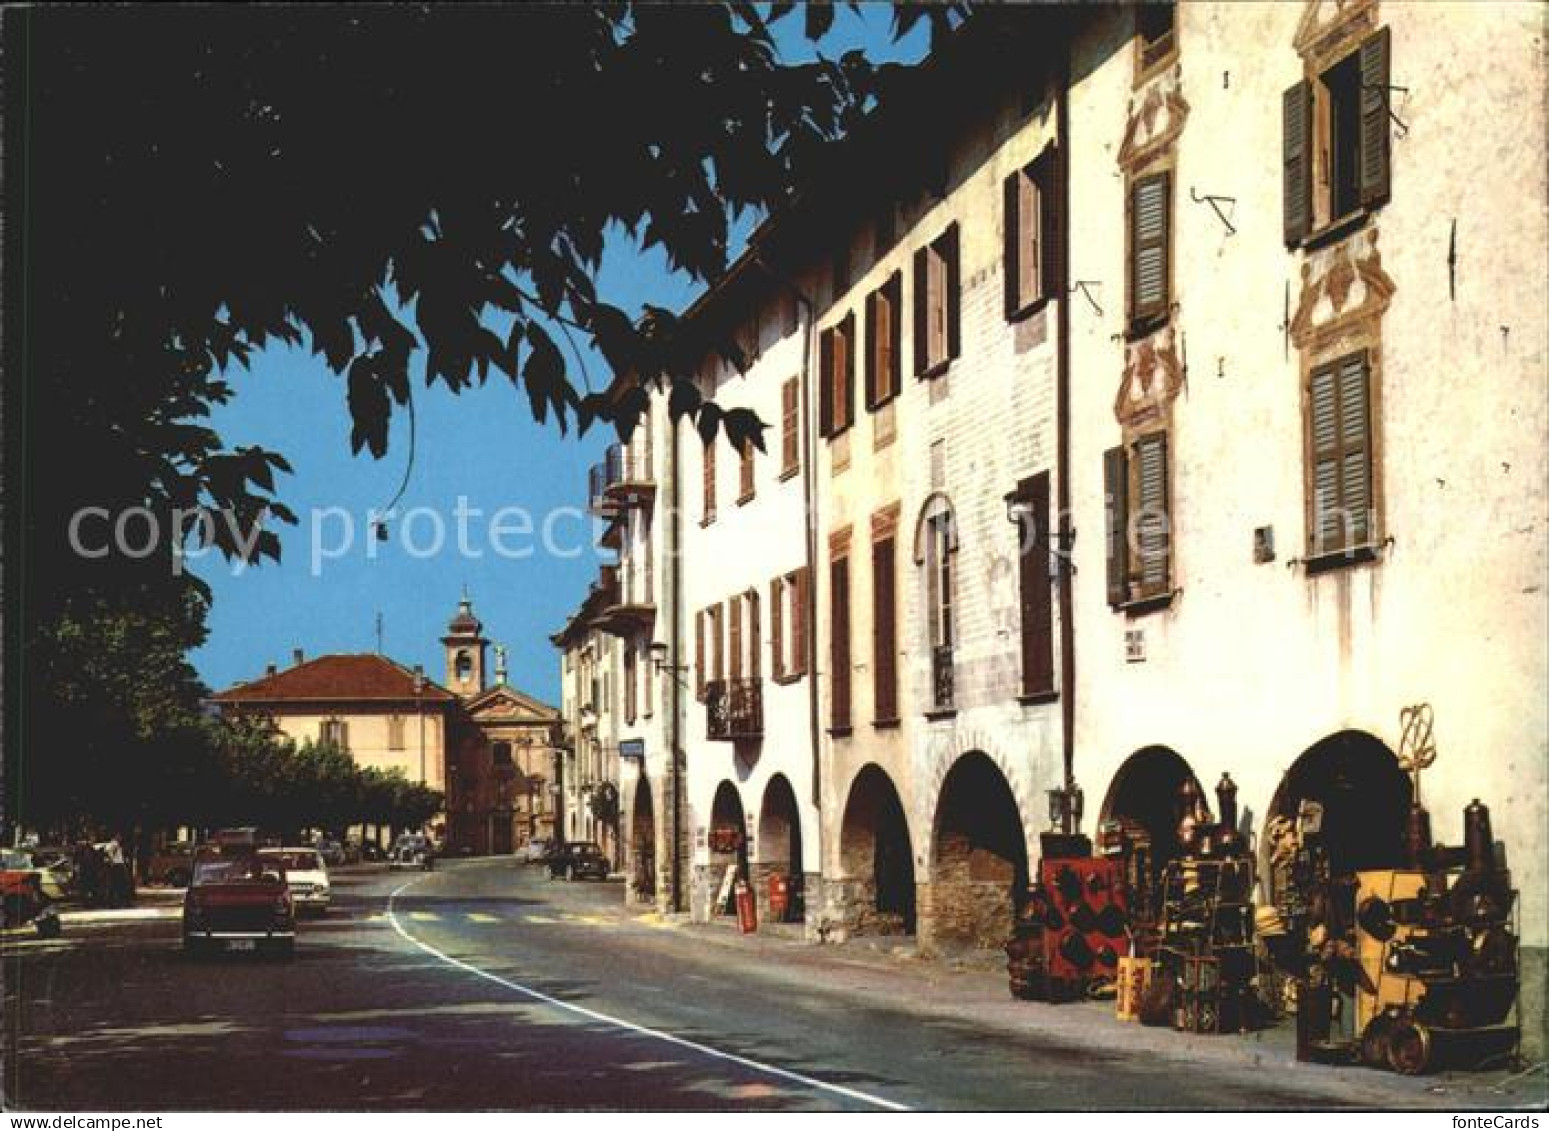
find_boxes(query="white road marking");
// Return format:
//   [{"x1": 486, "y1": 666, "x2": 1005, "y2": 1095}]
[
  {"x1": 387, "y1": 874, "x2": 910, "y2": 1112},
  {"x1": 408, "y1": 911, "x2": 441, "y2": 922},
  {"x1": 466, "y1": 912, "x2": 501, "y2": 924}
]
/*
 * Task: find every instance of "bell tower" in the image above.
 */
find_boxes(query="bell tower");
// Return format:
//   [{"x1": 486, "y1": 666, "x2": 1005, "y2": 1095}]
[{"x1": 441, "y1": 592, "x2": 488, "y2": 696}]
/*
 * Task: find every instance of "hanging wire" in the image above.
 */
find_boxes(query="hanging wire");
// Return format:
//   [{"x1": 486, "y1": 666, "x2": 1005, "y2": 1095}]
[{"x1": 373, "y1": 385, "x2": 417, "y2": 541}]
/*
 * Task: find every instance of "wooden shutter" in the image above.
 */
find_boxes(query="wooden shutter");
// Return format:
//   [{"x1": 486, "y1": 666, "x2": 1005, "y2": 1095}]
[
  {"x1": 912, "y1": 246, "x2": 929, "y2": 376},
  {"x1": 781, "y1": 377, "x2": 799, "y2": 473},
  {"x1": 792, "y1": 568, "x2": 808, "y2": 676},
  {"x1": 739, "y1": 438, "x2": 754, "y2": 499},
  {"x1": 1282, "y1": 80, "x2": 1314, "y2": 247},
  {"x1": 710, "y1": 605, "x2": 724, "y2": 682},
  {"x1": 702, "y1": 439, "x2": 716, "y2": 519},
  {"x1": 1022, "y1": 172, "x2": 1041, "y2": 305},
  {"x1": 1041, "y1": 147, "x2": 1063, "y2": 299},
  {"x1": 340, "y1": 721, "x2": 350, "y2": 752},
  {"x1": 830, "y1": 556, "x2": 851, "y2": 729},
  {"x1": 695, "y1": 609, "x2": 706, "y2": 696},
  {"x1": 866, "y1": 277, "x2": 900, "y2": 408},
  {"x1": 840, "y1": 312, "x2": 856, "y2": 430},
  {"x1": 1309, "y1": 353, "x2": 1373, "y2": 553},
  {"x1": 1019, "y1": 472, "x2": 1054, "y2": 696},
  {"x1": 747, "y1": 589, "x2": 761, "y2": 679},
  {"x1": 1131, "y1": 173, "x2": 1170, "y2": 325},
  {"x1": 819, "y1": 327, "x2": 835, "y2": 437},
  {"x1": 1003, "y1": 171, "x2": 1022, "y2": 316},
  {"x1": 872, "y1": 536, "x2": 898, "y2": 721},
  {"x1": 770, "y1": 577, "x2": 785, "y2": 679},
  {"x1": 1134, "y1": 432, "x2": 1171, "y2": 595},
  {"x1": 865, "y1": 287, "x2": 879, "y2": 408},
  {"x1": 885, "y1": 274, "x2": 901, "y2": 399},
  {"x1": 944, "y1": 224, "x2": 962, "y2": 361},
  {"x1": 1359, "y1": 27, "x2": 1392, "y2": 208},
  {"x1": 729, "y1": 596, "x2": 742, "y2": 681},
  {"x1": 1104, "y1": 446, "x2": 1130, "y2": 607}
]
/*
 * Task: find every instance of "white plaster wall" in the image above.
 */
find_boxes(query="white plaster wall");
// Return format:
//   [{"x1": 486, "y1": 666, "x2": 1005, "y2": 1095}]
[{"x1": 267, "y1": 708, "x2": 447, "y2": 792}]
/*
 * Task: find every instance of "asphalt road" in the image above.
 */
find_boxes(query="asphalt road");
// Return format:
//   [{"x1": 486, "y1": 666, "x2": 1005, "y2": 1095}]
[{"x1": 2, "y1": 859, "x2": 1540, "y2": 1111}]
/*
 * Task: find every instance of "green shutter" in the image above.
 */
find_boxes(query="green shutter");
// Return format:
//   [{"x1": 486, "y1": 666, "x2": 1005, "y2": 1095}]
[
  {"x1": 1135, "y1": 432, "x2": 1170, "y2": 594},
  {"x1": 1104, "y1": 446, "x2": 1130, "y2": 607},
  {"x1": 1359, "y1": 27, "x2": 1392, "y2": 208},
  {"x1": 1283, "y1": 80, "x2": 1314, "y2": 247},
  {"x1": 1309, "y1": 363, "x2": 1342, "y2": 552},
  {"x1": 1131, "y1": 173, "x2": 1170, "y2": 324},
  {"x1": 1339, "y1": 353, "x2": 1372, "y2": 544}
]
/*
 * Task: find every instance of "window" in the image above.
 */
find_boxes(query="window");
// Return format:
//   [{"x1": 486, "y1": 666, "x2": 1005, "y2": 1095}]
[
  {"x1": 770, "y1": 567, "x2": 809, "y2": 681},
  {"x1": 1004, "y1": 146, "x2": 1061, "y2": 317},
  {"x1": 320, "y1": 719, "x2": 349, "y2": 750},
  {"x1": 830, "y1": 554, "x2": 851, "y2": 731},
  {"x1": 738, "y1": 437, "x2": 755, "y2": 503},
  {"x1": 865, "y1": 272, "x2": 903, "y2": 410},
  {"x1": 701, "y1": 436, "x2": 716, "y2": 524},
  {"x1": 924, "y1": 510, "x2": 956, "y2": 710},
  {"x1": 1128, "y1": 171, "x2": 1171, "y2": 333},
  {"x1": 872, "y1": 534, "x2": 898, "y2": 723},
  {"x1": 388, "y1": 714, "x2": 405, "y2": 751},
  {"x1": 493, "y1": 742, "x2": 513, "y2": 768},
  {"x1": 780, "y1": 377, "x2": 800, "y2": 479},
  {"x1": 819, "y1": 315, "x2": 856, "y2": 438},
  {"x1": 1306, "y1": 351, "x2": 1375, "y2": 560},
  {"x1": 1011, "y1": 472, "x2": 1055, "y2": 698},
  {"x1": 1136, "y1": 1, "x2": 1176, "y2": 76},
  {"x1": 624, "y1": 646, "x2": 638, "y2": 725},
  {"x1": 1283, "y1": 28, "x2": 1391, "y2": 246},
  {"x1": 913, "y1": 224, "x2": 961, "y2": 377},
  {"x1": 1104, "y1": 433, "x2": 1172, "y2": 607}
]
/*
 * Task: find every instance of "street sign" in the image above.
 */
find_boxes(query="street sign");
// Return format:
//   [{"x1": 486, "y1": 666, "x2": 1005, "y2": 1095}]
[{"x1": 619, "y1": 739, "x2": 645, "y2": 761}]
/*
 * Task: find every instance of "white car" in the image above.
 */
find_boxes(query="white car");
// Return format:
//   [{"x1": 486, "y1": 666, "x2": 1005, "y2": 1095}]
[{"x1": 260, "y1": 847, "x2": 330, "y2": 915}]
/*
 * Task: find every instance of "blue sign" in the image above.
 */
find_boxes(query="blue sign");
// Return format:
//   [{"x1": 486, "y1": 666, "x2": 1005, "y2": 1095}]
[{"x1": 618, "y1": 739, "x2": 646, "y2": 761}]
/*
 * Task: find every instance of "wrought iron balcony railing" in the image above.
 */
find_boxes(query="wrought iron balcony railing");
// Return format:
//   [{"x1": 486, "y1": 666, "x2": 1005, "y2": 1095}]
[{"x1": 705, "y1": 678, "x2": 763, "y2": 742}]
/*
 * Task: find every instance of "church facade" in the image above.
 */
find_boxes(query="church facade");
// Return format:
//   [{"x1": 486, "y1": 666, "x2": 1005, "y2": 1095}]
[{"x1": 210, "y1": 596, "x2": 562, "y2": 855}]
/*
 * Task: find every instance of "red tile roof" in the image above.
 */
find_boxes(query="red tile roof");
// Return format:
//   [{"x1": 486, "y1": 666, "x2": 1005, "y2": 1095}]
[{"x1": 209, "y1": 654, "x2": 457, "y2": 704}]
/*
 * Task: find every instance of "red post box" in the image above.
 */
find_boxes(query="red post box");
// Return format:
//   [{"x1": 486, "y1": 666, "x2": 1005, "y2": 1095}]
[
  {"x1": 768, "y1": 873, "x2": 790, "y2": 922},
  {"x1": 734, "y1": 878, "x2": 758, "y2": 934}
]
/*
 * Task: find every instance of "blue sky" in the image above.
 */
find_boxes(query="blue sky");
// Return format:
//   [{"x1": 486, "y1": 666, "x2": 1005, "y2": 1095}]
[{"x1": 191, "y1": 7, "x2": 930, "y2": 705}]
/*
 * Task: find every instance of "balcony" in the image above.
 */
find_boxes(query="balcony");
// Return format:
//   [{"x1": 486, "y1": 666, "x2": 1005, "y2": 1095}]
[
  {"x1": 589, "y1": 443, "x2": 655, "y2": 515},
  {"x1": 705, "y1": 678, "x2": 763, "y2": 742},
  {"x1": 931, "y1": 644, "x2": 955, "y2": 711},
  {"x1": 592, "y1": 560, "x2": 655, "y2": 637}
]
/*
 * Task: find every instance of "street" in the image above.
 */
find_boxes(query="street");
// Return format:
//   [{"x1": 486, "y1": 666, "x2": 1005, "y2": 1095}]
[{"x1": 2, "y1": 860, "x2": 1541, "y2": 1111}]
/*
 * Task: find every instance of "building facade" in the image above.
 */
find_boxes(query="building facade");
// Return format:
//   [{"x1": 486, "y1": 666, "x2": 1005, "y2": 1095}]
[{"x1": 555, "y1": 1, "x2": 1546, "y2": 956}]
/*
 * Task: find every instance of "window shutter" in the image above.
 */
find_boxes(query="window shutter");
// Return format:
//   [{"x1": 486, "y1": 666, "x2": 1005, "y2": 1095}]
[
  {"x1": 1359, "y1": 27, "x2": 1392, "y2": 208},
  {"x1": 781, "y1": 377, "x2": 799, "y2": 473},
  {"x1": 1041, "y1": 147, "x2": 1063, "y2": 299},
  {"x1": 912, "y1": 247, "x2": 929, "y2": 376},
  {"x1": 695, "y1": 610, "x2": 706, "y2": 695},
  {"x1": 1135, "y1": 433, "x2": 1170, "y2": 594},
  {"x1": 340, "y1": 721, "x2": 350, "y2": 752},
  {"x1": 1309, "y1": 363, "x2": 1340, "y2": 552},
  {"x1": 740, "y1": 438, "x2": 754, "y2": 499},
  {"x1": 1131, "y1": 173, "x2": 1170, "y2": 324},
  {"x1": 703, "y1": 439, "x2": 716, "y2": 519},
  {"x1": 1104, "y1": 446, "x2": 1130, "y2": 607},
  {"x1": 712, "y1": 607, "x2": 724, "y2": 681},
  {"x1": 770, "y1": 578, "x2": 784, "y2": 679},
  {"x1": 1282, "y1": 80, "x2": 1314, "y2": 247},
  {"x1": 792, "y1": 567, "x2": 808, "y2": 675},
  {"x1": 1019, "y1": 472, "x2": 1055, "y2": 696},
  {"x1": 1022, "y1": 172, "x2": 1041, "y2": 304},
  {"x1": 864, "y1": 290, "x2": 879, "y2": 410},
  {"x1": 872, "y1": 536, "x2": 898, "y2": 721},
  {"x1": 729, "y1": 596, "x2": 742, "y2": 681},
  {"x1": 1339, "y1": 353, "x2": 1373, "y2": 544},
  {"x1": 819, "y1": 328, "x2": 835, "y2": 437},
  {"x1": 841, "y1": 312, "x2": 856, "y2": 429},
  {"x1": 886, "y1": 273, "x2": 902, "y2": 398},
  {"x1": 747, "y1": 589, "x2": 761, "y2": 679},
  {"x1": 1003, "y1": 171, "x2": 1022, "y2": 317},
  {"x1": 830, "y1": 556, "x2": 851, "y2": 729},
  {"x1": 944, "y1": 224, "x2": 962, "y2": 361}
]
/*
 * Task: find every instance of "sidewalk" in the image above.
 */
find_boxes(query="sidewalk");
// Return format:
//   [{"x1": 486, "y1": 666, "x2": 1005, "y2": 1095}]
[{"x1": 630, "y1": 907, "x2": 1547, "y2": 1109}]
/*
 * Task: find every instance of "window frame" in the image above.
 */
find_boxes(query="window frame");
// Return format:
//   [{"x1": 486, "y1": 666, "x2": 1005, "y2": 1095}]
[
  {"x1": 913, "y1": 223, "x2": 961, "y2": 380},
  {"x1": 1004, "y1": 146, "x2": 1061, "y2": 321}
]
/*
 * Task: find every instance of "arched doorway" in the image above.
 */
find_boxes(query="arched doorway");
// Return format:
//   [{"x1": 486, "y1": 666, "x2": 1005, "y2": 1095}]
[
  {"x1": 839, "y1": 765, "x2": 916, "y2": 935},
  {"x1": 930, "y1": 752, "x2": 1028, "y2": 949},
  {"x1": 757, "y1": 775, "x2": 804, "y2": 923},
  {"x1": 1268, "y1": 730, "x2": 1412, "y2": 890},
  {"x1": 1100, "y1": 746, "x2": 1206, "y2": 926},
  {"x1": 708, "y1": 780, "x2": 747, "y2": 917},
  {"x1": 631, "y1": 778, "x2": 656, "y2": 904}
]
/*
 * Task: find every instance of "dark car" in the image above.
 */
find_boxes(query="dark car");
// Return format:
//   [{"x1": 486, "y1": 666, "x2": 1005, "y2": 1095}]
[
  {"x1": 183, "y1": 847, "x2": 295, "y2": 958},
  {"x1": 388, "y1": 834, "x2": 435, "y2": 871},
  {"x1": 548, "y1": 842, "x2": 609, "y2": 881}
]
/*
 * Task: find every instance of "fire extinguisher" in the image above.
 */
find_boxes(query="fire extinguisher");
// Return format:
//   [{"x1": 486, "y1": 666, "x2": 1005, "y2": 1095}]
[{"x1": 734, "y1": 878, "x2": 758, "y2": 934}]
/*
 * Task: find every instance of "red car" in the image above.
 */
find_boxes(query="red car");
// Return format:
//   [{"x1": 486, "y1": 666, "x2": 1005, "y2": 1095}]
[
  {"x1": 1, "y1": 849, "x2": 61, "y2": 937},
  {"x1": 182, "y1": 847, "x2": 295, "y2": 958}
]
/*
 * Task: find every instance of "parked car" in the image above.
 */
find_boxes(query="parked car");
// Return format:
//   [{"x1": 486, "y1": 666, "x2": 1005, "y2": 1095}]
[
  {"x1": 548, "y1": 842, "x2": 609, "y2": 881},
  {"x1": 24, "y1": 847, "x2": 76, "y2": 900},
  {"x1": 314, "y1": 839, "x2": 346, "y2": 868},
  {"x1": 521, "y1": 838, "x2": 551, "y2": 864},
  {"x1": 388, "y1": 834, "x2": 435, "y2": 871},
  {"x1": 259, "y1": 847, "x2": 330, "y2": 916},
  {"x1": 1, "y1": 849, "x2": 61, "y2": 937},
  {"x1": 147, "y1": 841, "x2": 196, "y2": 888},
  {"x1": 182, "y1": 846, "x2": 295, "y2": 958}
]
